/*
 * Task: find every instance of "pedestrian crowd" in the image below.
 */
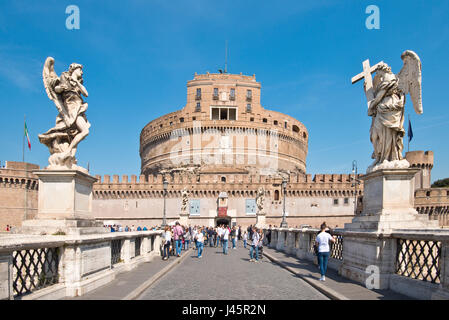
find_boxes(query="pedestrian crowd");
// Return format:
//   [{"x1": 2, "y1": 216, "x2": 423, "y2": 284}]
[
  {"x1": 157, "y1": 222, "x2": 275, "y2": 263},
  {"x1": 105, "y1": 224, "x2": 157, "y2": 232}
]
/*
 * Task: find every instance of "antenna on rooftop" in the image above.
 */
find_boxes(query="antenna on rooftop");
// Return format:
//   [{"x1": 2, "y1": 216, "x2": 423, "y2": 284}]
[{"x1": 224, "y1": 40, "x2": 228, "y2": 74}]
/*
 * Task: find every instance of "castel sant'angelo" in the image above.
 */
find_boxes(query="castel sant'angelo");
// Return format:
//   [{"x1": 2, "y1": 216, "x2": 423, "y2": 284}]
[{"x1": 1, "y1": 72, "x2": 448, "y2": 229}]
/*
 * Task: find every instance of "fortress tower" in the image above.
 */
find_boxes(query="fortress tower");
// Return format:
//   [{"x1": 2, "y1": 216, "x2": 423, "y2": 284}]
[
  {"x1": 140, "y1": 72, "x2": 308, "y2": 178},
  {"x1": 405, "y1": 151, "x2": 434, "y2": 189}
]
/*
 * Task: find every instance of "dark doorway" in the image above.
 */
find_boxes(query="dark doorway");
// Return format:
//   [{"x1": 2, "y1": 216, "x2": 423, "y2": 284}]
[{"x1": 215, "y1": 217, "x2": 230, "y2": 226}]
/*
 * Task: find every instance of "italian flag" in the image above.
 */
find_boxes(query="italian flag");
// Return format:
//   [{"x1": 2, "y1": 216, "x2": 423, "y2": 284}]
[{"x1": 24, "y1": 121, "x2": 31, "y2": 150}]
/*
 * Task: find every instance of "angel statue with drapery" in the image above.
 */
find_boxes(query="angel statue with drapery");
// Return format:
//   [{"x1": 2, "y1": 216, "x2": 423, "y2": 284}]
[
  {"x1": 39, "y1": 57, "x2": 91, "y2": 172},
  {"x1": 352, "y1": 50, "x2": 423, "y2": 173}
]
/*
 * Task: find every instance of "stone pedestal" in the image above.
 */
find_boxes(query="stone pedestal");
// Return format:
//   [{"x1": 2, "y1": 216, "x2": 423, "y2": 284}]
[
  {"x1": 341, "y1": 168, "x2": 440, "y2": 289},
  {"x1": 256, "y1": 211, "x2": 266, "y2": 228},
  {"x1": 20, "y1": 170, "x2": 107, "y2": 235},
  {"x1": 344, "y1": 169, "x2": 439, "y2": 232},
  {"x1": 179, "y1": 210, "x2": 189, "y2": 226}
]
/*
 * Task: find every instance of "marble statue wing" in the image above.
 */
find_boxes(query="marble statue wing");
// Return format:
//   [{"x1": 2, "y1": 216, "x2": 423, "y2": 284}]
[
  {"x1": 397, "y1": 50, "x2": 423, "y2": 114},
  {"x1": 43, "y1": 57, "x2": 70, "y2": 124}
]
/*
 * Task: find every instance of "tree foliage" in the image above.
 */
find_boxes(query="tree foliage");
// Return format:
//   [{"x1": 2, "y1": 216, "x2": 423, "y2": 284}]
[{"x1": 432, "y1": 178, "x2": 449, "y2": 188}]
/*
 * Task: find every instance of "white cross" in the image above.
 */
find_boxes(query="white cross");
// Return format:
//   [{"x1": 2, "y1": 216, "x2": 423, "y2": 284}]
[{"x1": 352, "y1": 59, "x2": 384, "y2": 108}]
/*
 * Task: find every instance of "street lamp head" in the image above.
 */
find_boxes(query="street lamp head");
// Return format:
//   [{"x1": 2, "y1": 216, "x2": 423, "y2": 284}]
[
  {"x1": 282, "y1": 179, "x2": 287, "y2": 189},
  {"x1": 163, "y1": 179, "x2": 168, "y2": 190}
]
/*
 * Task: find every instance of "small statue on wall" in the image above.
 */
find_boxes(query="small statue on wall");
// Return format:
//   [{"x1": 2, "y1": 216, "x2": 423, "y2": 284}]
[
  {"x1": 181, "y1": 187, "x2": 190, "y2": 213},
  {"x1": 256, "y1": 187, "x2": 265, "y2": 214}
]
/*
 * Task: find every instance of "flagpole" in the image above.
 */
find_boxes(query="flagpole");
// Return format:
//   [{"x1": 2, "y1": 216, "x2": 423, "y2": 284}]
[
  {"x1": 408, "y1": 114, "x2": 410, "y2": 153},
  {"x1": 23, "y1": 115, "x2": 25, "y2": 162}
]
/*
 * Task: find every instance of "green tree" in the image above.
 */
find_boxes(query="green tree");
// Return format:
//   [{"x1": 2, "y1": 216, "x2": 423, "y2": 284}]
[{"x1": 431, "y1": 178, "x2": 449, "y2": 188}]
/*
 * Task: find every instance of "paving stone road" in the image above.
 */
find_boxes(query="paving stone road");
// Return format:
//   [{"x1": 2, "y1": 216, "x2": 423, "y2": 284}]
[{"x1": 138, "y1": 243, "x2": 328, "y2": 300}]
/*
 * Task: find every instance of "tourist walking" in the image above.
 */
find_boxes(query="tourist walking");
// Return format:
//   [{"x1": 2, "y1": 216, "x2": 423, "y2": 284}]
[
  {"x1": 173, "y1": 222, "x2": 183, "y2": 257},
  {"x1": 266, "y1": 226, "x2": 272, "y2": 245},
  {"x1": 192, "y1": 227, "x2": 198, "y2": 250},
  {"x1": 238, "y1": 226, "x2": 242, "y2": 240},
  {"x1": 208, "y1": 227, "x2": 214, "y2": 247},
  {"x1": 184, "y1": 228, "x2": 191, "y2": 249},
  {"x1": 315, "y1": 222, "x2": 336, "y2": 281},
  {"x1": 222, "y1": 225, "x2": 230, "y2": 254},
  {"x1": 249, "y1": 227, "x2": 260, "y2": 262},
  {"x1": 258, "y1": 228, "x2": 264, "y2": 260},
  {"x1": 162, "y1": 226, "x2": 172, "y2": 260},
  {"x1": 196, "y1": 227, "x2": 204, "y2": 258},
  {"x1": 217, "y1": 225, "x2": 223, "y2": 247},
  {"x1": 243, "y1": 231, "x2": 248, "y2": 248},
  {"x1": 231, "y1": 226, "x2": 237, "y2": 249}
]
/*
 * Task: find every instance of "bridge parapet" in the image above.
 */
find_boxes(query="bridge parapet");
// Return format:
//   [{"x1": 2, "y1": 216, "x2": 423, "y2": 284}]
[
  {"x1": 265, "y1": 227, "x2": 449, "y2": 300},
  {"x1": 0, "y1": 230, "x2": 163, "y2": 300}
]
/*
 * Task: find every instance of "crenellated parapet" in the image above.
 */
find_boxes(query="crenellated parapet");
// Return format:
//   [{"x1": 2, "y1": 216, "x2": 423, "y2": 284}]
[
  {"x1": 92, "y1": 171, "x2": 362, "y2": 200},
  {"x1": 415, "y1": 187, "x2": 449, "y2": 226},
  {"x1": 0, "y1": 162, "x2": 39, "y2": 191}
]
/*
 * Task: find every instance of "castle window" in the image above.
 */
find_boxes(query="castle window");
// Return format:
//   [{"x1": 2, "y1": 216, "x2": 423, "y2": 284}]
[
  {"x1": 333, "y1": 199, "x2": 339, "y2": 205},
  {"x1": 245, "y1": 199, "x2": 257, "y2": 215},
  {"x1": 274, "y1": 190, "x2": 280, "y2": 201},
  {"x1": 426, "y1": 191, "x2": 431, "y2": 197},
  {"x1": 292, "y1": 125, "x2": 299, "y2": 133},
  {"x1": 262, "y1": 118, "x2": 267, "y2": 123},
  {"x1": 213, "y1": 88, "x2": 219, "y2": 100},
  {"x1": 344, "y1": 197, "x2": 349, "y2": 205},
  {"x1": 250, "y1": 117, "x2": 254, "y2": 122},
  {"x1": 246, "y1": 104, "x2": 252, "y2": 112},
  {"x1": 211, "y1": 107, "x2": 237, "y2": 121},
  {"x1": 196, "y1": 102, "x2": 201, "y2": 112},
  {"x1": 303, "y1": 132, "x2": 307, "y2": 139},
  {"x1": 180, "y1": 117, "x2": 184, "y2": 123},
  {"x1": 284, "y1": 121, "x2": 288, "y2": 129},
  {"x1": 230, "y1": 88, "x2": 235, "y2": 100},
  {"x1": 246, "y1": 90, "x2": 252, "y2": 101},
  {"x1": 196, "y1": 88, "x2": 201, "y2": 100},
  {"x1": 169, "y1": 121, "x2": 173, "y2": 126},
  {"x1": 221, "y1": 176, "x2": 226, "y2": 183},
  {"x1": 274, "y1": 120, "x2": 278, "y2": 125},
  {"x1": 192, "y1": 116, "x2": 196, "y2": 121},
  {"x1": 160, "y1": 124, "x2": 163, "y2": 128},
  {"x1": 220, "y1": 108, "x2": 227, "y2": 120},
  {"x1": 190, "y1": 199, "x2": 200, "y2": 216}
]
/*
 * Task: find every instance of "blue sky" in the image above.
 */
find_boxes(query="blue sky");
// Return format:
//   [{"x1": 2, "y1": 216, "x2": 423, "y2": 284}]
[{"x1": 0, "y1": 0, "x2": 448, "y2": 182}]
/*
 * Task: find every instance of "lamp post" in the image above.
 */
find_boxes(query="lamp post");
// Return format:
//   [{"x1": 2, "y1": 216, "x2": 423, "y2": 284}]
[
  {"x1": 280, "y1": 179, "x2": 288, "y2": 228},
  {"x1": 351, "y1": 160, "x2": 361, "y2": 215},
  {"x1": 162, "y1": 178, "x2": 168, "y2": 227}
]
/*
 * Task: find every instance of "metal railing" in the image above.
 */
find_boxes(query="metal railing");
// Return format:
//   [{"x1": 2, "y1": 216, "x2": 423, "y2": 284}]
[
  {"x1": 395, "y1": 238, "x2": 441, "y2": 284},
  {"x1": 111, "y1": 239, "x2": 122, "y2": 265},
  {"x1": 12, "y1": 247, "x2": 59, "y2": 298},
  {"x1": 135, "y1": 237, "x2": 142, "y2": 257}
]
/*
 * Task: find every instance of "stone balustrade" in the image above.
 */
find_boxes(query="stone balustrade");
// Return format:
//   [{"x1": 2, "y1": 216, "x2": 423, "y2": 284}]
[
  {"x1": 0, "y1": 230, "x2": 162, "y2": 300},
  {"x1": 266, "y1": 228, "x2": 449, "y2": 300}
]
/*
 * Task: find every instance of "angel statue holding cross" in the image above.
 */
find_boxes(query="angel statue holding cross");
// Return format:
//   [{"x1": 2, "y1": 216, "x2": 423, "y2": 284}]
[
  {"x1": 39, "y1": 57, "x2": 91, "y2": 172},
  {"x1": 352, "y1": 50, "x2": 423, "y2": 173}
]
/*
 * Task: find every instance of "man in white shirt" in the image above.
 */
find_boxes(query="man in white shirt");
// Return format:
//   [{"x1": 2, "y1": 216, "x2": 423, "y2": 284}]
[
  {"x1": 222, "y1": 226, "x2": 230, "y2": 255},
  {"x1": 196, "y1": 228, "x2": 204, "y2": 258}
]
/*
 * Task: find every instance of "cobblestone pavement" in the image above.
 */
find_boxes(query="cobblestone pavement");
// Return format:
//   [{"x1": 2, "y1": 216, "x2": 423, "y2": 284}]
[{"x1": 139, "y1": 243, "x2": 328, "y2": 300}]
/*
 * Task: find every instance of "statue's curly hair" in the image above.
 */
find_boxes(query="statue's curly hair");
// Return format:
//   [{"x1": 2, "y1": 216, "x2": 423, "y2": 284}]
[
  {"x1": 68, "y1": 63, "x2": 83, "y2": 74},
  {"x1": 376, "y1": 62, "x2": 392, "y2": 73}
]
